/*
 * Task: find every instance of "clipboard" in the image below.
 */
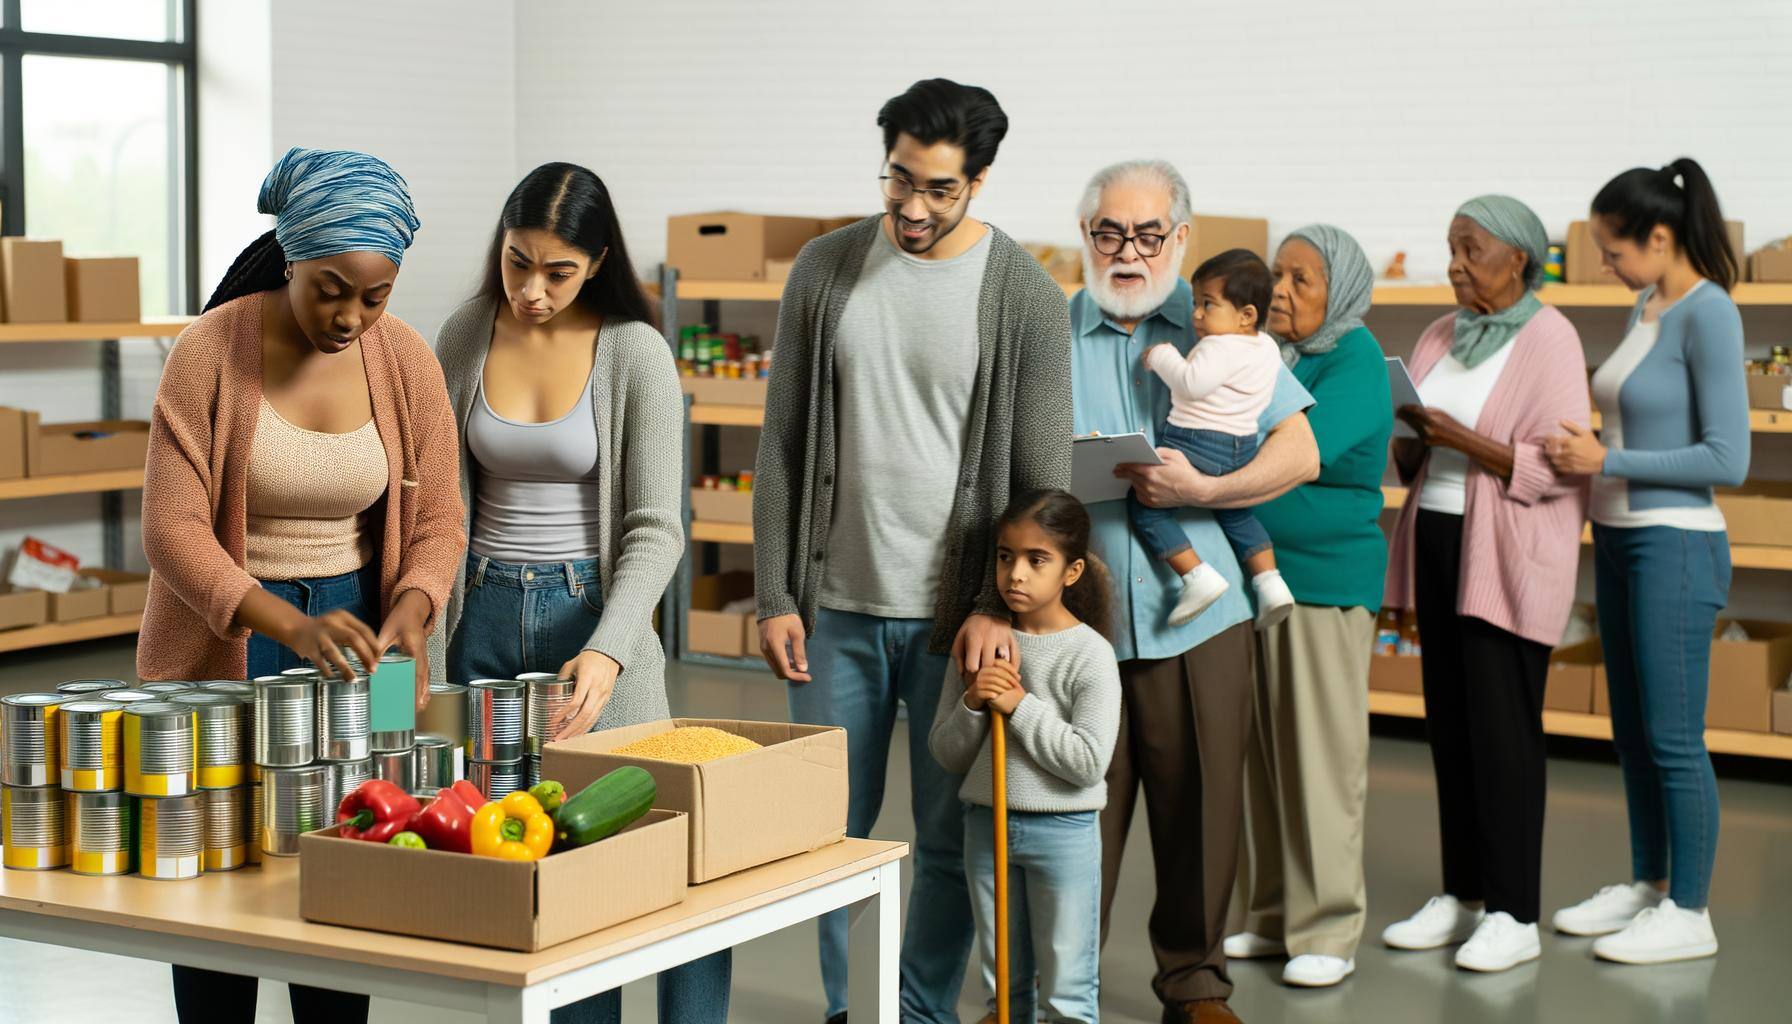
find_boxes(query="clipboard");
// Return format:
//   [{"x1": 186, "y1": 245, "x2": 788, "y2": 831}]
[
  {"x1": 1072, "y1": 432, "x2": 1163, "y2": 504},
  {"x1": 1386, "y1": 357, "x2": 1423, "y2": 438}
]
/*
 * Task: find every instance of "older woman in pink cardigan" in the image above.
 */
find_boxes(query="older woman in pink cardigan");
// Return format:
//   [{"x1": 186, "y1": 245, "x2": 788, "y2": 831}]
[{"x1": 1378, "y1": 196, "x2": 1590, "y2": 974}]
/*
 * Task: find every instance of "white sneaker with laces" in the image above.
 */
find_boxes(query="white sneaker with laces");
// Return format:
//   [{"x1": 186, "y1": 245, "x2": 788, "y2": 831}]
[
  {"x1": 1454, "y1": 912, "x2": 1541, "y2": 972},
  {"x1": 1592, "y1": 900, "x2": 1718, "y2": 964},
  {"x1": 1223, "y1": 931, "x2": 1285, "y2": 959},
  {"x1": 1252, "y1": 570, "x2": 1295, "y2": 630},
  {"x1": 1282, "y1": 954, "x2": 1354, "y2": 988},
  {"x1": 1168, "y1": 563, "x2": 1229, "y2": 626},
  {"x1": 1552, "y1": 881, "x2": 1664, "y2": 936},
  {"x1": 1382, "y1": 895, "x2": 1484, "y2": 950}
]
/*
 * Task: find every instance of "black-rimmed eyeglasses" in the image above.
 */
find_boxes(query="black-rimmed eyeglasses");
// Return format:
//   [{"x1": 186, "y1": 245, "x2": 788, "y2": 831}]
[{"x1": 1089, "y1": 229, "x2": 1169, "y2": 258}]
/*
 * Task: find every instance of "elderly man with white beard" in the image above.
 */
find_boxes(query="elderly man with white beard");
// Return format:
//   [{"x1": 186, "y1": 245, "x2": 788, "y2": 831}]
[{"x1": 1069, "y1": 160, "x2": 1319, "y2": 1024}]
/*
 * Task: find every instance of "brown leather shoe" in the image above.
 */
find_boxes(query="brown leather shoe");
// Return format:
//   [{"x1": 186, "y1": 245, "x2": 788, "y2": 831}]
[{"x1": 1162, "y1": 998, "x2": 1241, "y2": 1024}]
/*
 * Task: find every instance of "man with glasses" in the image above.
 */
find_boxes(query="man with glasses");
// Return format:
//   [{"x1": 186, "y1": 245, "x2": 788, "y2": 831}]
[
  {"x1": 1070, "y1": 160, "x2": 1318, "y2": 1024},
  {"x1": 753, "y1": 78, "x2": 1072, "y2": 1024}
]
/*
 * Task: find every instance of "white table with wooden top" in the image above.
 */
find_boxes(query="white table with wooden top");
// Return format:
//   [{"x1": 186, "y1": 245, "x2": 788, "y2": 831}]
[{"x1": 0, "y1": 838, "x2": 906, "y2": 1023}]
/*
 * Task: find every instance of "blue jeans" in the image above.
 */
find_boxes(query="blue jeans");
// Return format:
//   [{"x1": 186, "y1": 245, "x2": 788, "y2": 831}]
[
  {"x1": 1129, "y1": 424, "x2": 1271, "y2": 565},
  {"x1": 964, "y1": 805, "x2": 1101, "y2": 1024},
  {"x1": 793, "y1": 606, "x2": 973, "y2": 1023},
  {"x1": 447, "y1": 553, "x2": 730, "y2": 1024},
  {"x1": 1593, "y1": 524, "x2": 1729, "y2": 909},
  {"x1": 247, "y1": 563, "x2": 380, "y2": 676}
]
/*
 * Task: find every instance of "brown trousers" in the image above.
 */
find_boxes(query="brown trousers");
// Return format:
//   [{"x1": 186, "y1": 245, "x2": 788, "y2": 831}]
[{"x1": 1099, "y1": 621, "x2": 1254, "y2": 1004}]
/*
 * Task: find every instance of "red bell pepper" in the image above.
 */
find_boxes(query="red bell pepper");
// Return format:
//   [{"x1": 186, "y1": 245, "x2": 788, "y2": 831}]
[
  {"x1": 451, "y1": 779, "x2": 489, "y2": 809},
  {"x1": 337, "y1": 780, "x2": 421, "y2": 843},
  {"x1": 407, "y1": 787, "x2": 476, "y2": 853}
]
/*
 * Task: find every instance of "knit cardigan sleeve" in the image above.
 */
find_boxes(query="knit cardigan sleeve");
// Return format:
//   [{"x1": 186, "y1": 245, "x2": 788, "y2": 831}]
[
  {"x1": 752, "y1": 237, "x2": 824, "y2": 623},
  {"x1": 1502, "y1": 310, "x2": 1593, "y2": 506}
]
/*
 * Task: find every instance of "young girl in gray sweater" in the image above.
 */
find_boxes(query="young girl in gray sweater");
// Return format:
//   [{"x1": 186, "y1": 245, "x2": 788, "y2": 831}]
[{"x1": 930, "y1": 489, "x2": 1122, "y2": 1024}]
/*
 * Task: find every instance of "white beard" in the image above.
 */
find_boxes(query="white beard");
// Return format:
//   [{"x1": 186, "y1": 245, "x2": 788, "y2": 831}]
[{"x1": 1082, "y1": 239, "x2": 1187, "y2": 322}]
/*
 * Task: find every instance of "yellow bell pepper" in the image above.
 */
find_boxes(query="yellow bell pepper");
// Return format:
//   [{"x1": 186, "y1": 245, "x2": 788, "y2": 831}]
[{"x1": 470, "y1": 791, "x2": 554, "y2": 860}]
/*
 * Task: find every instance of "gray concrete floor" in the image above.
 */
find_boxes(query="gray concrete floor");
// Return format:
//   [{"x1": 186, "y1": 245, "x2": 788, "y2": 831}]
[{"x1": 1, "y1": 638, "x2": 1787, "y2": 1023}]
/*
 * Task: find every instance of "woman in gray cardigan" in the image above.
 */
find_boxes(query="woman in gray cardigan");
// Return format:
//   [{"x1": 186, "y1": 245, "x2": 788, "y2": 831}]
[{"x1": 430, "y1": 163, "x2": 724, "y2": 1024}]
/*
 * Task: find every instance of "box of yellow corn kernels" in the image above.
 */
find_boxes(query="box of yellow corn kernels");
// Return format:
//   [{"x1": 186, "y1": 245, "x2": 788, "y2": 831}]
[{"x1": 542, "y1": 719, "x2": 847, "y2": 883}]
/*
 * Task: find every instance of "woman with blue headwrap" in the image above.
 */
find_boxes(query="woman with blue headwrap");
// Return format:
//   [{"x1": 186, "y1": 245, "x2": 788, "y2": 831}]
[
  {"x1": 1224, "y1": 225, "x2": 1392, "y2": 989},
  {"x1": 139, "y1": 148, "x2": 465, "y2": 1024},
  {"x1": 1379, "y1": 196, "x2": 1592, "y2": 973}
]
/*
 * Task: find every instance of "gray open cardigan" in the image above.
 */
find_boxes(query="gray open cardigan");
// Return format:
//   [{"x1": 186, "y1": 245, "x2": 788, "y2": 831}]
[
  {"x1": 752, "y1": 216, "x2": 1074, "y2": 653},
  {"x1": 427, "y1": 300, "x2": 683, "y2": 730}
]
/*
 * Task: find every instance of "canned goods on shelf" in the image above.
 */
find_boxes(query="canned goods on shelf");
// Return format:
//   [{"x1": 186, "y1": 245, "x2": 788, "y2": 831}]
[
  {"x1": 417, "y1": 683, "x2": 468, "y2": 746},
  {"x1": 56, "y1": 679, "x2": 124, "y2": 697},
  {"x1": 123, "y1": 702, "x2": 197, "y2": 798},
  {"x1": 466, "y1": 679, "x2": 525, "y2": 762},
  {"x1": 247, "y1": 782, "x2": 263, "y2": 865},
  {"x1": 201, "y1": 786, "x2": 250, "y2": 872},
  {"x1": 140, "y1": 681, "x2": 195, "y2": 695},
  {"x1": 60, "y1": 699, "x2": 124, "y2": 793},
  {"x1": 172, "y1": 692, "x2": 250, "y2": 790},
  {"x1": 316, "y1": 673, "x2": 372, "y2": 762},
  {"x1": 413, "y1": 733, "x2": 464, "y2": 789},
  {"x1": 322, "y1": 758, "x2": 373, "y2": 822},
  {"x1": 371, "y1": 747, "x2": 416, "y2": 793},
  {"x1": 2, "y1": 784, "x2": 68, "y2": 870},
  {"x1": 137, "y1": 793, "x2": 203, "y2": 880},
  {"x1": 466, "y1": 758, "x2": 524, "y2": 801},
  {"x1": 69, "y1": 791, "x2": 137, "y2": 876},
  {"x1": 2, "y1": 692, "x2": 62, "y2": 789},
  {"x1": 521, "y1": 673, "x2": 574, "y2": 755},
  {"x1": 260, "y1": 765, "x2": 326, "y2": 857},
  {"x1": 253, "y1": 674, "x2": 316, "y2": 768}
]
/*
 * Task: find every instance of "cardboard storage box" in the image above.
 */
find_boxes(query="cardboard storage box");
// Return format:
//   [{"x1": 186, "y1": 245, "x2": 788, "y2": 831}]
[
  {"x1": 816, "y1": 216, "x2": 866, "y2": 235},
  {"x1": 691, "y1": 487, "x2": 753, "y2": 525},
  {"x1": 1773, "y1": 687, "x2": 1792, "y2": 735},
  {"x1": 24, "y1": 415, "x2": 150, "y2": 476},
  {"x1": 1545, "y1": 640, "x2": 1601, "y2": 714},
  {"x1": 1749, "y1": 244, "x2": 1792, "y2": 283},
  {"x1": 78, "y1": 568, "x2": 149, "y2": 615},
  {"x1": 1745, "y1": 375, "x2": 1789, "y2": 412},
  {"x1": 1708, "y1": 620, "x2": 1792, "y2": 733},
  {"x1": 48, "y1": 581, "x2": 109, "y2": 623},
  {"x1": 1368, "y1": 653, "x2": 1423, "y2": 695},
  {"x1": 688, "y1": 572, "x2": 755, "y2": 658},
  {"x1": 764, "y1": 258, "x2": 796, "y2": 285},
  {"x1": 682, "y1": 377, "x2": 768, "y2": 407},
  {"x1": 667, "y1": 213, "x2": 823, "y2": 281},
  {"x1": 543, "y1": 719, "x2": 847, "y2": 883},
  {"x1": 1568, "y1": 219, "x2": 1743, "y2": 285},
  {"x1": 1, "y1": 238, "x2": 66, "y2": 322},
  {"x1": 63, "y1": 257, "x2": 140, "y2": 322},
  {"x1": 301, "y1": 807, "x2": 687, "y2": 952},
  {"x1": 1179, "y1": 215, "x2": 1269, "y2": 278},
  {"x1": 1593, "y1": 663, "x2": 1610, "y2": 717},
  {"x1": 1715, "y1": 483, "x2": 1792, "y2": 547},
  {"x1": 0, "y1": 585, "x2": 48, "y2": 632},
  {"x1": 0, "y1": 406, "x2": 24, "y2": 480}
]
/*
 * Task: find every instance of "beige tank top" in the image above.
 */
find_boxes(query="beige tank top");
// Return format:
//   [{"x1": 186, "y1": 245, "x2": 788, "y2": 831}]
[{"x1": 245, "y1": 398, "x2": 389, "y2": 581}]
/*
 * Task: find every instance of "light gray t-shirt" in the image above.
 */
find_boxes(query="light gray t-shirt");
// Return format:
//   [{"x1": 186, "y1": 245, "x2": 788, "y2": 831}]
[
  {"x1": 818, "y1": 225, "x2": 990, "y2": 618},
  {"x1": 927, "y1": 623, "x2": 1122, "y2": 813}
]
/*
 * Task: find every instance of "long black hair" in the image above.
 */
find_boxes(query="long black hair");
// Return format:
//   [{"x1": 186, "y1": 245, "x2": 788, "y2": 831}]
[
  {"x1": 996, "y1": 489, "x2": 1114, "y2": 640},
  {"x1": 478, "y1": 162, "x2": 655, "y2": 327},
  {"x1": 204, "y1": 229, "x2": 288, "y2": 312},
  {"x1": 1592, "y1": 157, "x2": 1737, "y2": 292}
]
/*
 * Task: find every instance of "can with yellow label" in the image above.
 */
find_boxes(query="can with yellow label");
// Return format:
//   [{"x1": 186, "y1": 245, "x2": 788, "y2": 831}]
[
  {"x1": 124, "y1": 702, "x2": 197, "y2": 798},
  {"x1": 69, "y1": 791, "x2": 137, "y2": 876},
  {"x1": 60, "y1": 699, "x2": 124, "y2": 792},
  {"x1": 136, "y1": 793, "x2": 203, "y2": 880},
  {"x1": 201, "y1": 786, "x2": 249, "y2": 871},
  {"x1": 2, "y1": 784, "x2": 68, "y2": 870}
]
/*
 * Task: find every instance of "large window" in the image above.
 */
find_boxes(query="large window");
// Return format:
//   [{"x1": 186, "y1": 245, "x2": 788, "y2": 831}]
[{"x1": 1, "y1": 1, "x2": 196, "y2": 316}]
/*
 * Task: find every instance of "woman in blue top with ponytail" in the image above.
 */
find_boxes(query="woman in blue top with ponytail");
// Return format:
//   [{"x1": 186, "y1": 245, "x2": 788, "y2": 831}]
[{"x1": 1544, "y1": 157, "x2": 1748, "y2": 966}]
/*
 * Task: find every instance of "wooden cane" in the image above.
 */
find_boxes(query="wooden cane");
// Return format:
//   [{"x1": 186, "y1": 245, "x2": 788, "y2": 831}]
[{"x1": 991, "y1": 707, "x2": 1010, "y2": 1024}]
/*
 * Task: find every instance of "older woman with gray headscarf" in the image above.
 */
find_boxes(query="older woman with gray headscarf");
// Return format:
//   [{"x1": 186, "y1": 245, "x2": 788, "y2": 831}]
[
  {"x1": 1223, "y1": 224, "x2": 1391, "y2": 989},
  {"x1": 1374, "y1": 196, "x2": 1591, "y2": 973}
]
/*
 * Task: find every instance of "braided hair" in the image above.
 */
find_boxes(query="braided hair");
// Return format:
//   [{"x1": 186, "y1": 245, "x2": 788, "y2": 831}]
[{"x1": 204, "y1": 229, "x2": 289, "y2": 312}]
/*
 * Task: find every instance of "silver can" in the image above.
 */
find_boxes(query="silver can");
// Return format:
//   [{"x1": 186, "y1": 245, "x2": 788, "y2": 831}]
[
  {"x1": 322, "y1": 757, "x2": 374, "y2": 821},
  {"x1": 172, "y1": 692, "x2": 250, "y2": 790},
  {"x1": 98, "y1": 689, "x2": 156, "y2": 705},
  {"x1": 1, "y1": 692, "x2": 62, "y2": 788},
  {"x1": 466, "y1": 679, "x2": 525, "y2": 762},
  {"x1": 522, "y1": 673, "x2": 575, "y2": 755},
  {"x1": 280, "y1": 666, "x2": 322, "y2": 681},
  {"x1": 198, "y1": 681, "x2": 254, "y2": 698},
  {"x1": 417, "y1": 682, "x2": 468, "y2": 746},
  {"x1": 466, "y1": 758, "x2": 524, "y2": 800},
  {"x1": 69, "y1": 791, "x2": 136, "y2": 876},
  {"x1": 140, "y1": 681, "x2": 195, "y2": 695},
  {"x1": 2, "y1": 784, "x2": 68, "y2": 870},
  {"x1": 247, "y1": 782, "x2": 263, "y2": 865},
  {"x1": 201, "y1": 786, "x2": 250, "y2": 872},
  {"x1": 59, "y1": 699, "x2": 124, "y2": 792},
  {"x1": 316, "y1": 673, "x2": 371, "y2": 762},
  {"x1": 525, "y1": 753, "x2": 541, "y2": 790},
  {"x1": 413, "y1": 733, "x2": 464, "y2": 789},
  {"x1": 260, "y1": 764, "x2": 326, "y2": 857},
  {"x1": 253, "y1": 674, "x2": 315, "y2": 767},
  {"x1": 123, "y1": 701, "x2": 197, "y2": 798},
  {"x1": 56, "y1": 679, "x2": 124, "y2": 696},
  {"x1": 371, "y1": 748, "x2": 415, "y2": 792},
  {"x1": 137, "y1": 793, "x2": 204, "y2": 879}
]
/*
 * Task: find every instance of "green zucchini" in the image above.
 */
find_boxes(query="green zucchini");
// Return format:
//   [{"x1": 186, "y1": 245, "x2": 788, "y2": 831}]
[{"x1": 555, "y1": 765, "x2": 656, "y2": 848}]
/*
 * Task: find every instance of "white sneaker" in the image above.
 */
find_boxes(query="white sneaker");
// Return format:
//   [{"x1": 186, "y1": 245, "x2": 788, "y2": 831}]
[
  {"x1": 1223, "y1": 931, "x2": 1285, "y2": 959},
  {"x1": 1592, "y1": 900, "x2": 1718, "y2": 964},
  {"x1": 1382, "y1": 895, "x2": 1484, "y2": 950},
  {"x1": 1552, "y1": 881, "x2": 1664, "y2": 936},
  {"x1": 1252, "y1": 570, "x2": 1295, "y2": 630},
  {"x1": 1168, "y1": 563, "x2": 1228, "y2": 626},
  {"x1": 1454, "y1": 912, "x2": 1541, "y2": 972},
  {"x1": 1282, "y1": 954, "x2": 1354, "y2": 988}
]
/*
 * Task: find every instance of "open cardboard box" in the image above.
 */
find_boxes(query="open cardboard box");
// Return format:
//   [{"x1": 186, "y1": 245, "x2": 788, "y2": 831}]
[
  {"x1": 1545, "y1": 639, "x2": 1601, "y2": 714},
  {"x1": 1774, "y1": 687, "x2": 1792, "y2": 736},
  {"x1": 1745, "y1": 376, "x2": 1789, "y2": 412},
  {"x1": 682, "y1": 376, "x2": 768, "y2": 407},
  {"x1": 0, "y1": 585, "x2": 48, "y2": 632},
  {"x1": 24, "y1": 414, "x2": 150, "y2": 476},
  {"x1": 78, "y1": 568, "x2": 149, "y2": 615},
  {"x1": 687, "y1": 572, "x2": 755, "y2": 658},
  {"x1": 48, "y1": 579, "x2": 109, "y2": 623},
  {"x1": 1708, "y1": 620, "x2": 1792, "y2": 733},
  {"x1": 691, "y1": 487, "x2": 753, "y2": 525},
  {"x1": 1368, "y1": 653, "x2": 1423, "y2": 695},
  {"x1": 666, "y1": 212, "x2": 823, "y2": 281},
  {"x1": 1715, "y1": 482, "x2": 1792, "y2": 547},
  {"x1": 542, "y1": 719, "x2": 847, "y2": 883},
  {"x1": 300, "y1": 806, "x2": 688, "y2": 952}
]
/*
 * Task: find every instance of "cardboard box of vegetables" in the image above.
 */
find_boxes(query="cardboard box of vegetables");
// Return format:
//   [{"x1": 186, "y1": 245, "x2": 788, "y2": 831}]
[{"x1": 299, "y1": 768, "x2": 688, "y2": 951}]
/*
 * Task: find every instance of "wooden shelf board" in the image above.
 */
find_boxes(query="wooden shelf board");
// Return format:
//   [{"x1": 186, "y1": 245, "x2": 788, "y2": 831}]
[
  {"x1": 689, "y1": 404, "x2": 765, "y2": 427},
  {"x1": 0, "y1": 317, "x2": 193, "y2": 343},
  {"x1": 0, "y1": 468, "x2": 144, "y2": 501},
  {"x1": 1751, "y1": 409, "x2": 1792, "y2": 433},
  {"x1": 1368, "y1": 690, "x2": 1792, "y2": 759},
  {"x1": 0, "y1": 612, "x2": 141, "y2": 655},
  {"x1": 667, "y1": 280, "x2": 785, "y2": 302},
  {"x1": 1370, "y1": 282, "x2": 1792, "y2": 307},
  {"x1": 691, "y1": 520, "x2": 754, "y2": 545}
]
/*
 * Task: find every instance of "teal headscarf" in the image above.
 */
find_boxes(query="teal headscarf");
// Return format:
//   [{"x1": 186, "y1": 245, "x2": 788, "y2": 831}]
[
  {"x1": 1277, "y1": 224, "x2": 1373, "y2": 368},
  {"x1": 1450, "y1": 195, "x2": 1547, "y2": 369},
  {"x1": 258, "y1": 147, "x2": 420, "y2": 269}
]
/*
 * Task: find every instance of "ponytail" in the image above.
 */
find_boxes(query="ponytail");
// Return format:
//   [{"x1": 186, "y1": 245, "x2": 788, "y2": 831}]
[
  {"x1": 1591, "y1": 156, "x2": 1737, "y2": 292},
  {"x1": 204, "y1": 229, "x2": 288, "y2": 312},
  {"x1": 1061, "y1": 553, "x2": 1114, "y2": 642},
  {"x1": 996, "y1": 488, "x2": 1115, "y2": 641}
]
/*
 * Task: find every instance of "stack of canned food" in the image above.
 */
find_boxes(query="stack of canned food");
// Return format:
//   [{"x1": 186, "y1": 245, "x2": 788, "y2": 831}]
[
  {"x1": 467, "y1": 677, "x2": 527, "y2": 798},
  {"x1": 254, "y1": 666, "x2": 367, "y2": 857}
]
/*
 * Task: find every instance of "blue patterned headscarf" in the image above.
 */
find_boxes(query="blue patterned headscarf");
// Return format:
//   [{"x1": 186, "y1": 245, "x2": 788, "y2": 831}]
[
  {"x1": 258, "y1": 147, "x2": 420, "y2": 268},
  {"x1": 1277, "y1": 224, "x2": 1374, "y2": 367}
]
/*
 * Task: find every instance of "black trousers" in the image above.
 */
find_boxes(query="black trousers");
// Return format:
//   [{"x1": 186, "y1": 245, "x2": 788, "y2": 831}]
[
  {"x1": 173, "y1": 965, "x2": 368, "y2": 1023},
  {"x1": 1413, "y1": 509, "x2": 1551, "y2": 923}
]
